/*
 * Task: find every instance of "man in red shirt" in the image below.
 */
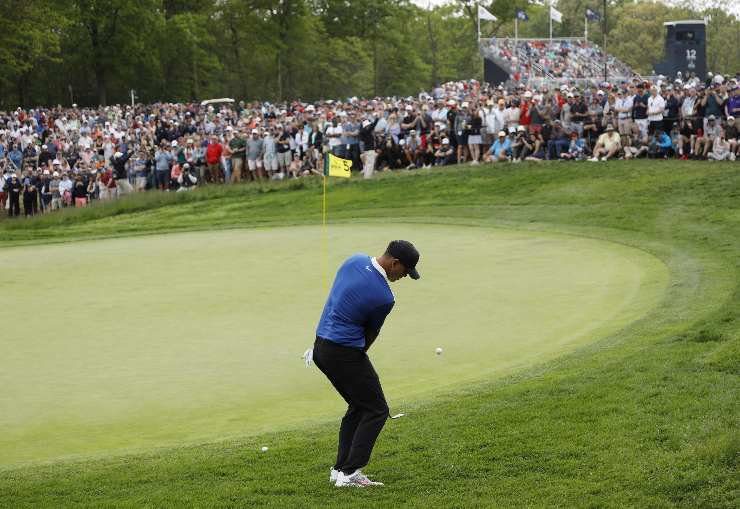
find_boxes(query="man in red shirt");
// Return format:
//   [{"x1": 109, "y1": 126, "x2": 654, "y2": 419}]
[{"x1": 206, "y1": 135, "x2": 223, "y2": 183}]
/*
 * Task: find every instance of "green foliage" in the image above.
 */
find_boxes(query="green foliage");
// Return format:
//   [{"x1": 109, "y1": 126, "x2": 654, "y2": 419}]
[{"x1": 0, "y1": 0, "x2": 737, "y2": 107}]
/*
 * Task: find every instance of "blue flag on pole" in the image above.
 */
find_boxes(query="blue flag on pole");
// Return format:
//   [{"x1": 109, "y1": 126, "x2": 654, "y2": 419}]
[
  {"x1": 516, "y1": 9, "x2": 529, "y2": 22},
  {"x1": 586, "y1": 8, "x2": 601, "y2": 21}
]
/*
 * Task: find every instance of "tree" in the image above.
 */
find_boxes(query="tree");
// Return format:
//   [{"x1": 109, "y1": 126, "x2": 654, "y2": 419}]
[
  {"x1": 0, "y1": 0, "x2": 63, "y2": 107},
  {"x1": 73, "y1": 0, "x2": 160, "y2": 105}
]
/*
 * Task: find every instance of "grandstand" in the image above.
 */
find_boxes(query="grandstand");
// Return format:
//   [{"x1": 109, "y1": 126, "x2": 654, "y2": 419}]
[{"x1": 481, "y1": 37, "x2": 635, "y2": 88}]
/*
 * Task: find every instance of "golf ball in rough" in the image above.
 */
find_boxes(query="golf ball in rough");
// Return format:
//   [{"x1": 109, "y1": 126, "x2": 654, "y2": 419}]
[
  {"x1": 261, "y1": 446, "x2": 269, "y2": 452},
  {"x1": 435, "y1": 347, "x2": 443, "y2": 355}
]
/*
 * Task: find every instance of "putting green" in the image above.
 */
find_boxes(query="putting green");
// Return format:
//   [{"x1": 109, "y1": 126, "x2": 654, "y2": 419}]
[{"x1": 0, "y1": 224, "x2": 668, "y2": 467}]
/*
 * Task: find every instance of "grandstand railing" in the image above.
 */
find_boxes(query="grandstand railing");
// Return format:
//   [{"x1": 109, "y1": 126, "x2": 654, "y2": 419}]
[{"x1": 480, "y1": 36, "x2": 636, "y2": 85}]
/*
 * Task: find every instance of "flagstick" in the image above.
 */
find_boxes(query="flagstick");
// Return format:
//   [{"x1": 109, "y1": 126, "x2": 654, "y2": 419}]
[
  {"x1": 549, "y1": 6, "x2": 553, "y2": 42},
  {"x1": 477, "y1": 7, "x2": 480, "y2": 42},
  {"x1": 585, "y1": 15, "x2": 588, "y2": 41},
  {"x1": 322, "y1": 165, "x2": 328, "y2": 292}
]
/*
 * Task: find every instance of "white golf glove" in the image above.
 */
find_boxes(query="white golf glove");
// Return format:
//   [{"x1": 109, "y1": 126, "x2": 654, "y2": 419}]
[{"x1": 302, "y1": 348, "x2": 314, "y2": 367}]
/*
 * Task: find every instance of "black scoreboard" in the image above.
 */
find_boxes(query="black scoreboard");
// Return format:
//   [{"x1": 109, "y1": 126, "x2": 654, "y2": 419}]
[{"x1": 654, "y1": 20, "x2": 707, "y2": 80}]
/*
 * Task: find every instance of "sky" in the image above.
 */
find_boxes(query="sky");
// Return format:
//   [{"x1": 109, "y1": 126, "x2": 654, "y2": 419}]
[{"x1": 409, "y1": 0, "x2": 739, "y2": 16}]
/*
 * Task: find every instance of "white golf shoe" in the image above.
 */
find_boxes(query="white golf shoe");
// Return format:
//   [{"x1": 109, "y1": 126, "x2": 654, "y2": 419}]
[
  {"x1": 330, "y1": 468, "x2": 339, "y2": 483},
  {"x1": 335, "y1": 469, "x2": 384, "y2": 487}
]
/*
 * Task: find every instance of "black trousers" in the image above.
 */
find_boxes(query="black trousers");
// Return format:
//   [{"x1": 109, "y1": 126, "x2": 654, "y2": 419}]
[
  {"x1": 8, "y1": 195, "x2": 20, "y2": 217},
  {"x1": 313, "y1": 337, "x2": 389, "y2": 475}
]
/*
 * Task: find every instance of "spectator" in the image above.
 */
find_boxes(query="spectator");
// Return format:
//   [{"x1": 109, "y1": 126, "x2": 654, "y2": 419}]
[
  {"x1": 177, "y1": 163, "x2": 198, "y2": 191},
  {"x1": 376, "y1": 136, "x2": 404, "y2": 171},
  {"x1": 708, "y1": 132, "x2": 732, "y2": 161},
  {"x1": 154, "y1": 143, "x2": 173, "y2": 191},
  {"x1": 647, "y1": 86, "x2": 666, "y2": 135},
  {"x1": 246, "y1": 129, "x2": 265, "y2": 179},
  {"x1": 695, "y1": 115, "x2": 721, "y2": 159},
  {"x1": 59, "y1": 173, "x2": 74, "y2": 206},
  {"x1": 111, "y1": 151, "x2": 134, "y2": 195},
  {"x1": 0, "y1": 170, "x2": 7, "y2": 210},
  {"x1": 72, "y1": 177, "x2": 87, "y2": 207},
  {"x1": 277, "y1": 126, "x2": 292, "y2": 176},
  {"x1": 467, "y1": 103, "x2": 483, "y2": 165},
  {"x1": 725, "y1": 116, "x2": 738, "y2": 157},
  {"x1": 590, "y1": 124, "x2": 621, "y2": 161},
  {"x1": 486, "y1": 131, "x2": 511, "y2": 163},
  {"x1": 205, "y1": 136, "x2": 223, "y2": 183},
  {"x1": 5, "y1": 173, "x2": 22, "y2": 217},
  {"x1": 22, "y1": 178, "x2": 38, "y2": 216},
  {"x1": 547, "y1": 120, "x2": 569, "y2": 160},
  {"x1": 648, "y1": 129, "x2": 674, "y2": 159},
  {"x1": 561, "y1": 132, "x2": 587, "y2": 161},
  {"x1": 633, "y1": 83, "x2": 649, "y2": 140},
  {"x1": 229, "y1": 129, "x2": 246, "y2": 183},
  {"x1": 511, "y1": 126, "x2": 533, "y2": 162},
  {"x1": 434, "y1": 138, "x2": 454, "y2": 166}
]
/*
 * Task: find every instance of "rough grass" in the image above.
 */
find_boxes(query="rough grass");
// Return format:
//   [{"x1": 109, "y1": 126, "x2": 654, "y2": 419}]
[{"x1": 1, "y1": 160, "x2": 738, "y2": 508}]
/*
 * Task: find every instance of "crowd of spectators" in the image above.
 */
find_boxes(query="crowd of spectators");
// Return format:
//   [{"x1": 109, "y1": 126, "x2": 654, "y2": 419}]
[
  {"x1": 1, "y1": 71, "x2": 739, "y2": 218},
  {"x1": 483, "y1": 38, "x2": 633, "y2": 81}
]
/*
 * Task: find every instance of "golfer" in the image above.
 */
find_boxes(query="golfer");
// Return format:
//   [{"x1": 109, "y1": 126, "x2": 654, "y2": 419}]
[{"x1": 312, "y1": 240, "x2": 420, "y2": 487}]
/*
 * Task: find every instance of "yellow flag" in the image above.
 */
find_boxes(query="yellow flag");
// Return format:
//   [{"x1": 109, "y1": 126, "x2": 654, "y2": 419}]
[{"x1": 324, "y1": 153, "x2": 352, "y2": 178}]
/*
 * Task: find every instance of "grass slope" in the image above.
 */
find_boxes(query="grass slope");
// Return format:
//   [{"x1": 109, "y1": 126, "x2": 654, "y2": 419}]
[{"x1": 1, "y1": 160, "x2": 738, "y2": 508}]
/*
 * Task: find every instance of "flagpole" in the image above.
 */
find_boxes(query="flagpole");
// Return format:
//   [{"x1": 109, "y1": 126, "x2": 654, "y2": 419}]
[
  {"x1": 550, "y1": 10, "x2": 553, "y2": 42},
  {"x1": 322, "y1": 163, "x2": 328, "y2": 292},
  {"x1": 515, "y1": 16, "x2": 518, "y2": 48},
  {"x1": 477, "y1": 6, "x2": 481, "y2": 42},
  {"x1": 585, "y1": 15, "x2": 588, "y2": 41}
]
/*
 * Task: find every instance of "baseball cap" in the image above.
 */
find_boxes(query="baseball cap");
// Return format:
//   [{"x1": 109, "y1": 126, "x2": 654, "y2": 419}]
[{"x1": 386, "y1": 240, "x2": 421, "y2": 280}]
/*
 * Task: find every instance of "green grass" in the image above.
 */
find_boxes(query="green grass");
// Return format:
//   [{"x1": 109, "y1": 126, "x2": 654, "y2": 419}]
[
  {"x1": 0, "y1": 225, "x2": 668, "y2": 467},
  {"x1": 1, "y1": 160, "x2": 739, "y2": 508}
]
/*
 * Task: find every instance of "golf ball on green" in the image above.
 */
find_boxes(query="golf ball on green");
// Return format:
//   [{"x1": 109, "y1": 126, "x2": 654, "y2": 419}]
[
  {"x1": 261, "y1": 446, "x2": 269, "y2": 452},
  {"x1": 435, "y1": 347, "x2": 443, "y2": 355}
]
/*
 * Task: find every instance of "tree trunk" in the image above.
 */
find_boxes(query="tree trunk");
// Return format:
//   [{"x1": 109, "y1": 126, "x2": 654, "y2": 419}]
[
  {"x1": 373, "y1": 35, "x2": 378, "y2": 96},
  {"x1": 89, "y1": 22, "x2": 107, "y2": 106},
  {"x1": 229, "y1": 20, "x2": 247, "y2": 99},
  {"x1": 17, "y1": 74, "x2": 26, "y2": 108},
  {"x1": 94, "y1": 63, "x2": 108, "y2": 106},
  {"x1": 427, "y1": 13, "x2": 438, "y2": 88}
]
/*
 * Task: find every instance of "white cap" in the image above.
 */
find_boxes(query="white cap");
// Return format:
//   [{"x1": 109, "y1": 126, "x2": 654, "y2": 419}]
[
  {"x1": 461, "y1": 102, "x2": 469, "y2": 108},
  {"x1": 597, "y1": 90, "x2": 605, "y2": 95},
  {"x1": 517, "y1": 126, "x2": 526, "y2": 132},
  {"x1": 251, "y1": 129, "x2": 259, "y2": 134},
  {"x1": 362, "y1": 120, "x2": 371, "y2": 128},
  {"x1": 52, "y1": 159, "x2": 61, "y2": 166},
  {"x1": 442, "y1": 138, "x2": 450, "y2": 144},
  {"x1": 523, "y1": 91, "x2": 532, "y2": 98},
  {"x1": 498, "y1": 131, "x2": 506, "y2": 137},
  {"x1": 42, "y1": 144, "x2": 48, "y2": 149},
  {"x1": 43, "y1": 170, "x2": 50, "y2": 175},
  {"x1": 53, "y1": 171, "x2": 59, "y2": 177},
  {"x1": 405, "y1": 105, "x2": 412, "y2": 111},
  {"x1": 114, "y1": 152, "x2": 123, "y2": 158},
  {"x1": 171, "y1": 140, "x2": 178, "y2": 146},
  {"x1": 399, "y1": 139, "x2": 406, "y2": 146}
]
